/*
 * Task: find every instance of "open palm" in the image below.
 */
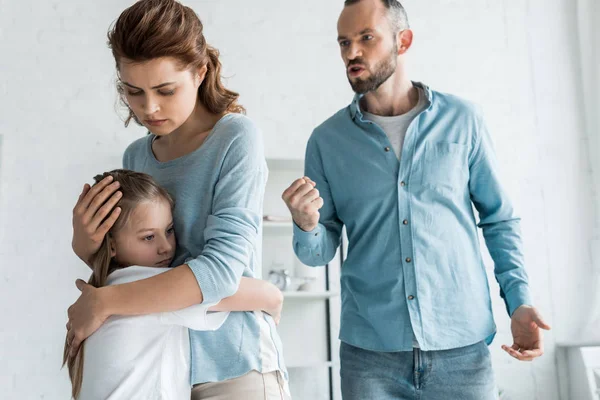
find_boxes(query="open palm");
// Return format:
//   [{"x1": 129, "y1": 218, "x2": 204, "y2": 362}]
[{"x1": 502, "y1": 305, "x2": 551, "y2": 362}]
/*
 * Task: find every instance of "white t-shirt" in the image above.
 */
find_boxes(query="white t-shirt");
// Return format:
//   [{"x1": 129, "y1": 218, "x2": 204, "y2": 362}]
[
  {"x1": 363, "y1": 86, "x2": 429, "y2": 162},
  {"x1": 78, "y1": 266, "x2": 228, "y2": 400}
]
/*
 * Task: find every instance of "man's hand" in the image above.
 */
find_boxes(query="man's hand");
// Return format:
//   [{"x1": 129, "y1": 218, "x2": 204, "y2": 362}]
[
  {"x1": 502, "y1": 305, "x2": 551, "y2": 361},
  {"x1": 282, "y1": 177, "x2": 323, "y2": 232},
  {"x1": 66, "y1": 279, "x2": 109, "y2": 358}
]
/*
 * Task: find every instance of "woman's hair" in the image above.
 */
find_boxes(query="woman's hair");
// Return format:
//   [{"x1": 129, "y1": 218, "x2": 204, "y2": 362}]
[
  {"x1": 62, "y1": 169, "x2": 174, "y2": 399},
  {"x1": 107, "y1": 0, "x2": 245, "y2": 127}
]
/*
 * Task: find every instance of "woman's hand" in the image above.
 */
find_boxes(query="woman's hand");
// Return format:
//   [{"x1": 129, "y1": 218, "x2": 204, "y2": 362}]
[
  {"x1": 72, "y1": 175, "x2": 122, "y2": 264},
  {"x1": 66, "y1": 280, "x2": 110, "y2": 358}
]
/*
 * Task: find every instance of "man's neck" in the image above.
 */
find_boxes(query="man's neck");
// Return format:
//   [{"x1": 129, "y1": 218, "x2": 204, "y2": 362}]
[{"x1": 360, "y1": 76, "x2": 418, "y2": 117}]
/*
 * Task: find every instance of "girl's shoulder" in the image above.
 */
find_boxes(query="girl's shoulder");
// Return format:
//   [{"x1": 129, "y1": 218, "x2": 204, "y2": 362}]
[{"x1": 106, "y1": 266, "x2": 169, "y2": 286}]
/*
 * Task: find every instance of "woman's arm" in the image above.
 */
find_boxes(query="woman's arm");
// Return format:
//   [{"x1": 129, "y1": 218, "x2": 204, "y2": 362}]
[
  {"x1": 67, "y1": 264, "x2": 202, "y2": 357},
  {"x1": 66, "y1": 266, "x2": 283, "y2": 356},
  {"x1": 209, "y1": 277, "x2": 283, "y2": 324},
  {"x1": 103, "y1": 264, "x2": 203, "y2": 314},
  {"x1": 99, "y1": 267, "x2": 282, "y2": 318}
]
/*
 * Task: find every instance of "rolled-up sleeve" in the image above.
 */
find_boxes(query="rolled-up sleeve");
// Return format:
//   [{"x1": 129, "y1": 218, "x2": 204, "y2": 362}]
[{"x1": 187, "y1": 126, "x2": 267, "y2": 304}]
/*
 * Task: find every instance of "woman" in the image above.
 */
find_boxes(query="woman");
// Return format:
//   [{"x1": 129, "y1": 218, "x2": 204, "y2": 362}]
[{"x1": 66, "y1": 0, "x2": 289, "y2": 398}]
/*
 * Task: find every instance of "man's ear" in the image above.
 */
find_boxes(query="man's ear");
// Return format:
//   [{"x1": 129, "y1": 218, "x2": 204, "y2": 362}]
[{"x1": 397, "y1": 29, "x2": 414, "y2": 55}]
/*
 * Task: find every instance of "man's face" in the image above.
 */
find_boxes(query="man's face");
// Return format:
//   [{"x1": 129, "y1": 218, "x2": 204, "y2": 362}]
[{"x1": 337, "y1": 0, "x2": 399, "y2": 94}]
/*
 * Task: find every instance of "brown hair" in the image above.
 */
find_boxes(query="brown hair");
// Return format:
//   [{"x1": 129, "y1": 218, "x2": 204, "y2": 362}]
[
  {"x1": 62, "y1": 169, "x2": 174, "y2": 399},
  {"x1": 107, "y1": 0, "x2": 245, "y2": 127}
]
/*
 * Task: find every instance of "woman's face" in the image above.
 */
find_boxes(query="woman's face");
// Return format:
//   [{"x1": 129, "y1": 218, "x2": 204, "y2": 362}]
[{"x1": 118, "y1": 57, "x2": 205, "y2": 135}]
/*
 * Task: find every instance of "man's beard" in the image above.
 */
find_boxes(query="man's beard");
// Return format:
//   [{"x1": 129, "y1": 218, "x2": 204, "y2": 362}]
[{"x1": 348, "y1": 46, "x2": 397, "y2": 94}]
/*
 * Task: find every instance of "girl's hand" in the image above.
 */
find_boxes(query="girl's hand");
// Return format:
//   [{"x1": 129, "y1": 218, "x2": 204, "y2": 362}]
[
  {"x1": 66, "y1": 280, "x2": 109, "y2": 358},
  {"x1": 72, "y1": 176, "x2": 122, "y2": 264},
  {"x1": 263, "y1": 287, "x2": 284, "y2": 325}
]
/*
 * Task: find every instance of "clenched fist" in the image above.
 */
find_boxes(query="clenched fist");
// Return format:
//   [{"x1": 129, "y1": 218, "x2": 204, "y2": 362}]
[{"x1": 282, "y1": 177, "x2": 324, "y2": 232}]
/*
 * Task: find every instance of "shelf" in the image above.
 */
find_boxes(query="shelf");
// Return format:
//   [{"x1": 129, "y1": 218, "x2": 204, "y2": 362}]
[
  {"x1": 283, "y1": 291, "x2": 339, "y2": 300},
  {"x1": 287, "y1": 361, "x2": 336, "y2": 369},
  {"x1": 556, "y1": 340, "x2": 600, "y2": 348},
  {"x1": 263, "y1": 220, "x2": 294, "y2": 230}
]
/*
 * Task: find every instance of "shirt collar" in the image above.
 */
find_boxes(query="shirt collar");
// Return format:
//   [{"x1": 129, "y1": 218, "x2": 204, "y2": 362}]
[{"x1": 349, "y1": 81, "x2": 433, "y2": 120}]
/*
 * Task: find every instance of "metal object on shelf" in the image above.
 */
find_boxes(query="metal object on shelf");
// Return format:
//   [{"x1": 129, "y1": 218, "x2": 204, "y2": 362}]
[
  {"x1": 263, "y1": 215, "x2": 293, "y2": 222},
  {"x1": 268, "y1": 269, "x2": 292, "y2": 291},
  {"x1": 268, "y1": 269, "x2": 316, "y2": 291}
]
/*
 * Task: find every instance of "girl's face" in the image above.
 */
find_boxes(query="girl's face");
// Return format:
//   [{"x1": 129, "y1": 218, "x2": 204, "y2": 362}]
[
  {"x1": 118, "y1": 56, "x2": 206, "y2": 136},
  {"x1": 111, "y1": 199, "x2": 176, "y2": 268}
]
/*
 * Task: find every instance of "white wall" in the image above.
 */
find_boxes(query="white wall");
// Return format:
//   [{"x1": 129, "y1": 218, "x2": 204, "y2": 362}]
[
  {"x1": 575, "y1": 0, "x2": 600, "y2": 342},
  {"x1": 0, "y1": 1, "x2": 596, "y2": 399}
]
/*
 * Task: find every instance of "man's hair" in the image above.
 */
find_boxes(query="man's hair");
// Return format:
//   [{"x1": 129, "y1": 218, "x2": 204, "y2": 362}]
[{"x1": 344, "y1": 0, "x2": 410, "y2": 33}]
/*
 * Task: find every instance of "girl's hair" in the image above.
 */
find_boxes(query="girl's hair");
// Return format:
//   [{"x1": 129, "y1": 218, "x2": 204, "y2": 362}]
[
  {"x1": 107, "y1": 0, "x2": 245, "y2": 127},
  {"x1": 62, "y1": 169, "x2": 174, "y2": 399}
]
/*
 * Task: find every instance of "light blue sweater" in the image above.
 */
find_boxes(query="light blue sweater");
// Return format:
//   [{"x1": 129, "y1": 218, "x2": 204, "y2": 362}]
[{"x1": 123, "y1": 113, "x2": 287, "y2": 384}]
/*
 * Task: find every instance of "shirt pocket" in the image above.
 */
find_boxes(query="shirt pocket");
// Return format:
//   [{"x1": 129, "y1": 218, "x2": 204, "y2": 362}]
[{"x1": 420, "y1": 142, "x2": 469, "y2": 197}]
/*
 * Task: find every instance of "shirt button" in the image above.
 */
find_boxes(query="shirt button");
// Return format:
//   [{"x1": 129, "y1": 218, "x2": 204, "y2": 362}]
[
  {"x1": 400, "y1": 181, "x2": 406, "y2": 187},
  {"x1": 403, "y1": 219, "x2": 408, "y2": 225},
  {"x1": 405, "y1": 257, "x2": 412, "y2": 263},
  {"x1": 314, "y1": 232, "x2": 319, "y2": 236},
  {"x1": 384, "y1": 147, "x2": 390, "y2": 152},
  {"x1": 408, "y1": 295, "x2": 415, "y2": 300}
]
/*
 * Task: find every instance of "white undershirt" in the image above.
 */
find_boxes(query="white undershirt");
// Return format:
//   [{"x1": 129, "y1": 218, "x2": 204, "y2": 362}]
[
  {"x1": 363, "y1": 86, "x2": 429, "y2": 162},
  {"x1": 78, "y1": 266, "x2": 228, "y2": 400}
]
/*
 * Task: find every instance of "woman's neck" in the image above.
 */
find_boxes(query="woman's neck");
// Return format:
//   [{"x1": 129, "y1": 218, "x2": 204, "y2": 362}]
[
  {"x1": 152, "y1": 102, "x2": 226, "y2": 162},
  {"x1": 162, "y1": 102, "x2": 224, "y2": 147}
]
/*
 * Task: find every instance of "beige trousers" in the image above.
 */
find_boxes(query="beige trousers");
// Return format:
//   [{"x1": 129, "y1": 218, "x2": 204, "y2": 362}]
[{"x1": 191, "y1": 370, "x2": 291, "y2": 400}]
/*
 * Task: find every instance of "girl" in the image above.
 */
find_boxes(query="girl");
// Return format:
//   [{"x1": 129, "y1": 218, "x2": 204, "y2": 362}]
[
  {"x1": 66, "y1": 0, "x2": 290, "y2": 398},
  {"x1": 63, "y1": 170, "x2": 283, "y2": 399}
]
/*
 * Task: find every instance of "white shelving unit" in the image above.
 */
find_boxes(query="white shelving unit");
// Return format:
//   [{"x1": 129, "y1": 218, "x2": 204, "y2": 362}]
[
  {"x1": 0, "y1": 134, "x2": 3, "y2": 206},
  {"x1": 283, "y1": 291, "x2": 339, "y2": 300},
  {"x1": 556, "y1": 341, "x2": 600, "y2": 400},
  {"x1": 263, "y1": 221, "x2": 295, "y2": 230},
  {"x1": 288, "y1": 361, "x2": 337, "y2": 369},
  {"x1": 262, "y1": 158, "x2": 343, "y2": 400}
]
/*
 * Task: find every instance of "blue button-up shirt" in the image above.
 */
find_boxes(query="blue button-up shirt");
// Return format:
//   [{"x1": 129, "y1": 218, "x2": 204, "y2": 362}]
[{"x1": 293, "y1": 83, "x2": 533, "y2": 352}]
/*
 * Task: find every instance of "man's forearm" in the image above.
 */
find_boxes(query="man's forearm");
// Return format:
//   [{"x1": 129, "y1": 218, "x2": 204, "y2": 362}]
[
  {"x1": 102, "y1": 264, "x2": 203, "y2": 317},
  {"x1": 293, "y1": 222, "x2": 341, "y2": 267},
  {"x1": 482, "y1": 219, "x2": 532, "y2": 316}
]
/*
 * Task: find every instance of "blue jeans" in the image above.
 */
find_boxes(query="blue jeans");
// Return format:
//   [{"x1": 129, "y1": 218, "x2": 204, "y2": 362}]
[{"x1": 340, "y1": 341, "x2": 498, "y2": 400}]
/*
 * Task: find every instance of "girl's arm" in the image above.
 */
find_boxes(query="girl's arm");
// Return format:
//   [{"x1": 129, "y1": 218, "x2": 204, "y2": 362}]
[
  {"x1": 68, "y1": 264, "x2": 205, "y2": 357},
  {"x1": 209, "y1": 277, "x2": 283, "y2": 324},
  {"x1": 66, "y1": 266, "x2": 283, "y2": 356}
]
